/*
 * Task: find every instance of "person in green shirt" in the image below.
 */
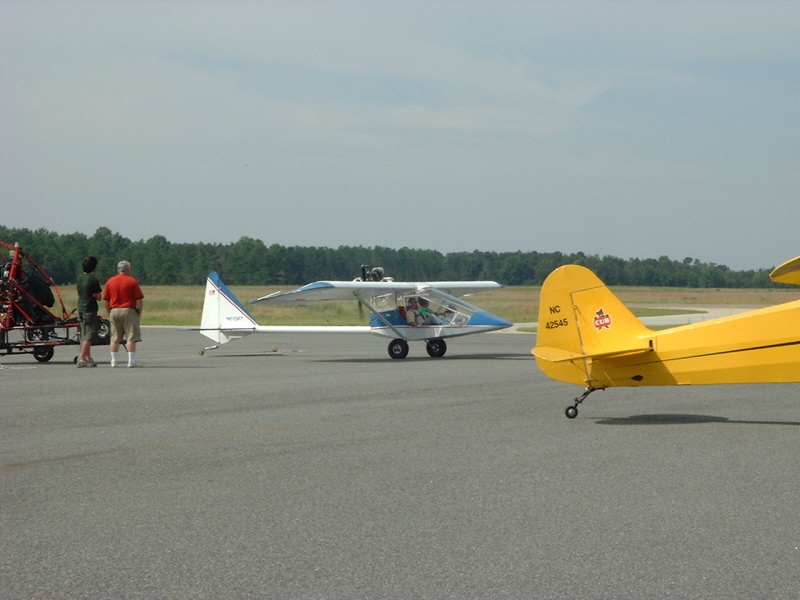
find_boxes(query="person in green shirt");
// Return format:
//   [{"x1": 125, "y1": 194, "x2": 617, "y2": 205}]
[
  {"x1": 76, "y1": 256, "x2": 102, "y2": 367},
  {"x1": 418, "y1": 297, "x2": 448, "y2": 325}
]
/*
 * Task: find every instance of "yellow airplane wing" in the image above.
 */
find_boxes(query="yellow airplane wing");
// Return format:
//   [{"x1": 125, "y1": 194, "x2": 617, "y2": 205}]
[{"x1": 770, "y1": 255, "x2": 800, "y2": 285}]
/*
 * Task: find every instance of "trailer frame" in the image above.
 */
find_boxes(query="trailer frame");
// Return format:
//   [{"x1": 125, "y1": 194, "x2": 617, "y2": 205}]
[{"x1": 1, "y1": 241, "x2": 110, "y2": 362}]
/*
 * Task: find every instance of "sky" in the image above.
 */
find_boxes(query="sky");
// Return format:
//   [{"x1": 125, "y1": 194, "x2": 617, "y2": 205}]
[{"x1": 1, "y1": 1, "x2": 798, "y2": 271}]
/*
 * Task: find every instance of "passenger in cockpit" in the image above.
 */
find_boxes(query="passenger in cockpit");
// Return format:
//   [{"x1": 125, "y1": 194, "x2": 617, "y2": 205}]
[{"x1": 418, "y1": 297, "x2": 448, "y2": 325}]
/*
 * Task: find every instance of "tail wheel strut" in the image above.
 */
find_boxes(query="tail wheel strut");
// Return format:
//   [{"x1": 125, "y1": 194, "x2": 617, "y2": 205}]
[{"x1": 565, "y1": 387, "x2": 603, "y2": 419}]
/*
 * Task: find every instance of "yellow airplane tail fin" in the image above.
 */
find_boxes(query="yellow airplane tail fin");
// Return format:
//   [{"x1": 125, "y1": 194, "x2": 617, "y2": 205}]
[{"x1": 533, "y1": 265, "x2": 653, "y2": 386}]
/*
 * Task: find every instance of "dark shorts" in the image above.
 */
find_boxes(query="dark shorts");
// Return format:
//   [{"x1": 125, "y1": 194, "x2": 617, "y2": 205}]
[{"x1": 79, "y1": 312, "x2": 99, "y2": 343}]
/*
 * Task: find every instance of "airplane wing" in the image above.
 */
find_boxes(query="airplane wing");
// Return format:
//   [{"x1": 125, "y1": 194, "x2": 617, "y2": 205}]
[
  {"x1": 770, "y1": 255, "x2": 800, "y2": 285},
  {"x1": 423, "y1": 282, "x2": 505, "y2": 296},
  {"x1": 252, "y1": 281, "x2": 503, "y2": 305},
  {"x1": 252, "y1": 281, "x2": 417, "y2": 305}
]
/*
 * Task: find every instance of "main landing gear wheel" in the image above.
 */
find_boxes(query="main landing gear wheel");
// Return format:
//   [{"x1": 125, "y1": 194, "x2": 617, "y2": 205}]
[
  {"x1": 425, "y1": 338, "x2": 447, "y2": 358},
  {"x1": 388, "y1": 338, "x2": 409, "y2": 359}
]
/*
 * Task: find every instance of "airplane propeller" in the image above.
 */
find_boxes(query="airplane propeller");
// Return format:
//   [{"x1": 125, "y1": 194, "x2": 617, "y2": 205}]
[{"x1": 355, "y1": 265, "x2": 387, "y2": 319}]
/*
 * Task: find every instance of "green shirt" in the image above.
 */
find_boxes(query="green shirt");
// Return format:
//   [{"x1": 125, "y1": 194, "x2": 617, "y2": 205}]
[{"x1": 76, "y1": 272, "x2": 102, "y2": 313}]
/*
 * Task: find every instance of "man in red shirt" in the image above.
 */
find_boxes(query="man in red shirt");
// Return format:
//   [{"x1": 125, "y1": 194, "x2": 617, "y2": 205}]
[{"x1": 103, "y1": 260, "x2": 145, "y2": 367}]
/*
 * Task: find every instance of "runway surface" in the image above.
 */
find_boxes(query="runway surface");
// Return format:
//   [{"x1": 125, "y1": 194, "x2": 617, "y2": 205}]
[{"x1": 2, "y1": 328, "x2": 799, "y2": 599}]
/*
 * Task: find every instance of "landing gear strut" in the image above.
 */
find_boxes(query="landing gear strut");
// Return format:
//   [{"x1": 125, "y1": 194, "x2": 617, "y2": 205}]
[{"x1": 565, "y1": 387, "x2": 602, "y2": 419}]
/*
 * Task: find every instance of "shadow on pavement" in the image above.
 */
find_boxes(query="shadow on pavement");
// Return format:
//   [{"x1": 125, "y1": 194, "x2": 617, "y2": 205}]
[{"x1": 594, "y1": 414, "x2": 800, "y2": 426}]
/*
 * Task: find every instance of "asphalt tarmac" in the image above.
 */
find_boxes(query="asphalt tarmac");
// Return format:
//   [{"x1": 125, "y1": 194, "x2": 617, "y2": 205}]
[{"x1": 2, "y1": 329, "x2": 799, "y2": 599}]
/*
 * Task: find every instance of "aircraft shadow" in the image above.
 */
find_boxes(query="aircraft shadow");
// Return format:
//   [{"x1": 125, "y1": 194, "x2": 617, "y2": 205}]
[
  {"x1": 595, "y1": 414, "x2": 800, "y2": 426},
  {"x1": 315, "y1": 352, "x2": 533, "y2": 364},
  {"x1": 205, "y1": 352, "x2": 284, "y2": 358}
]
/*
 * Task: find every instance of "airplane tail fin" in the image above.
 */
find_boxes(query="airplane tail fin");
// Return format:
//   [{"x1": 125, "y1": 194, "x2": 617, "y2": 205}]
[
  {"x1": 200, "y1": 272, "x2": 258, "y2": 346},
  {"x1": 533, "y1": 265, "x2": 653, "y2": 386}
]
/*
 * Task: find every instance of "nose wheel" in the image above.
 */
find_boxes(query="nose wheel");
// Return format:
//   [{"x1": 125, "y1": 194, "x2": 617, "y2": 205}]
[{"x1": 565, "y1": 387, "x2": 602, "y2": 419}]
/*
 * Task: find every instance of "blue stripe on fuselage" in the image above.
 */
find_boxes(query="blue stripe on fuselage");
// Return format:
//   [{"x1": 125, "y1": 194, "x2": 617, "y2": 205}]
[{"x1": 370, "y1": 310, "x2": 407, "y2": 327}]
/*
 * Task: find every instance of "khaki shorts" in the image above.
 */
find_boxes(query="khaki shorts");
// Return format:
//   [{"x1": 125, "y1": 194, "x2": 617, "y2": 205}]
[
  {"x1": 109, "y1": 308, "x2": 142, "y2": 343},
  {"x1": 79, "y1": 311, "x2": 99, "y2": 343}
]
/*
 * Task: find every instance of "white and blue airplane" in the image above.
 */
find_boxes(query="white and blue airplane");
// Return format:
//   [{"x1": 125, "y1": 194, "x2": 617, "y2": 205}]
[{"x1": 199, "y1": 266, "x2": 512, "y2": 359}]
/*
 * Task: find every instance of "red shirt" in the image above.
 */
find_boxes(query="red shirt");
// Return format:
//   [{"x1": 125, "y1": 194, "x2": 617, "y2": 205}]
[{"x1": 103, "y1": 273, "x2": 144, "y2": 309}]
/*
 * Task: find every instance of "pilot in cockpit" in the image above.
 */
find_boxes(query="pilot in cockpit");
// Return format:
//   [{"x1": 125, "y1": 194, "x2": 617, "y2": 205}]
[{"x1": 405, "y1": 297, "x2": 424, "y2": 326}]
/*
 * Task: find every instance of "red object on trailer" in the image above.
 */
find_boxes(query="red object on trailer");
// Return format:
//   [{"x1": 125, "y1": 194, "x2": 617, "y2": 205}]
[{"x1": 0, "y1": 241, "x2": 110, "y2": 362}]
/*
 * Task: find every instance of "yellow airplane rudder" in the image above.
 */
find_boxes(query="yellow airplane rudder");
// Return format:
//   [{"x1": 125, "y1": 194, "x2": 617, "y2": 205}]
[{"x1": 533, "y1": 265, "x2": 653, "y2": 386}]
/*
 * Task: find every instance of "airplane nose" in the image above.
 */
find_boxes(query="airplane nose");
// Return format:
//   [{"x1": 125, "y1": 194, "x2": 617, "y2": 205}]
[{"x1": 466, "y1": 311, "x2": 513, "y2": 328}]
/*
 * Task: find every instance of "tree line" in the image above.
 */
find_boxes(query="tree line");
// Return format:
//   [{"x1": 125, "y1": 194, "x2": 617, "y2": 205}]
[{"x1": 0, "y1": 225, "x2": 782, "y2": 288}]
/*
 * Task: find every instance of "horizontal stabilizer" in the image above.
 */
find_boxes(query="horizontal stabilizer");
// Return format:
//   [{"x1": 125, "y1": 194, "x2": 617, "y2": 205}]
[
  {"x1": 770, "y1": 255, "x2": 800, "y2": 285},
  {"x1": 181, "y1": 327, "x2": 256, "y2": 333},
  {"x1": 533, "y1": 343, "x2": 652, "y2": 363},
  {"x1": 185, "y1": 325, "x2": 369, "y2": 334}
]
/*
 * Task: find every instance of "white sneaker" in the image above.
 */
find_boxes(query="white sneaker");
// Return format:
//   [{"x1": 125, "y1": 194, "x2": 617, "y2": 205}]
[
  {"x1": 110, "y1": 360, "x2": 118, "y2": 368},
  {"x1": 127, "y1": 360, "x2": 143, "y2": 368},
  {"x1": 77, "y1": 360, "x2": 88, "y2": 368}
]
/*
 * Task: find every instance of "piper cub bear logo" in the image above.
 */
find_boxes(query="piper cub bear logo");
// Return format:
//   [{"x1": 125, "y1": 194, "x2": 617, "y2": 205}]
[{"x1": 594, "y1": 308, "x2": 611, "y2": 330}]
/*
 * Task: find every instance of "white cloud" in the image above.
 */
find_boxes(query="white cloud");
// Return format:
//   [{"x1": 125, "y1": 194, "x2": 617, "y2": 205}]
[{"x1": 1, "y1": 1, "x2": 798, "y2": 269}]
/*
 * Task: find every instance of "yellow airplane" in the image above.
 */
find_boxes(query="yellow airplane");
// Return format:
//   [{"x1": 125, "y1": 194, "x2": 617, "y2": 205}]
[{"x1": 533, "y1": 256, "x2": 800, "y2": 418}]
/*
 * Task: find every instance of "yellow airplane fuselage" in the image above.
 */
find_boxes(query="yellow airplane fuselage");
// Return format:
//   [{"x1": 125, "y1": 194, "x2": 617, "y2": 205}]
[{"x1": 534, "y1": 265, "x2": 800, "y2": 389}]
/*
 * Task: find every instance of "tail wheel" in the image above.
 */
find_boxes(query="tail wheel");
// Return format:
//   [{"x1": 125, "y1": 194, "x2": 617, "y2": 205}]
[
  {"x1": 425, "y1": 338, "x2": 447, "y2": 358},
  {"x1": 388, "y1": 339, "x2": 409, "y2": 359},
  {"x1": 33, "y1": 346, "x2": 54, "y2": 363},
  {"x1": 564, "y1": 387, "x2": 602, "y2": 419}
]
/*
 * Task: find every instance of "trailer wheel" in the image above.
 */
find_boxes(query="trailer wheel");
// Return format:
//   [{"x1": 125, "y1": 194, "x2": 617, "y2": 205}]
[
  {"x1": 97, "y1": 319, "x2": 110, "y2": 341},
  {"x1": 26, "y1": 327, "x2": 49, "y2": 342},
  {"x1": 33, "y1": 346, "x2": 54, "y2": 363}
]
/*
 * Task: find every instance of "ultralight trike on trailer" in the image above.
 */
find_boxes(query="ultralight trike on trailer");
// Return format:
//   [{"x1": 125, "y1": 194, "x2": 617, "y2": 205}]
[{"x1": 1, "y1": 241, "x2": 110, "y2": 363}]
